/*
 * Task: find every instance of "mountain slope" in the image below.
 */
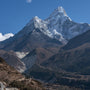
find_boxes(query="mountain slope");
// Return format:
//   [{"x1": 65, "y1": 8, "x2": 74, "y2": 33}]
[
  {"x1": 25, "y1": 64, "x2": 90, "y2": 90},
  {"x1": 22, "y1": 47, "x2": 59, "y2": 69},
  {"x1": 0, "y1": 29, "x2": 61, "y2": 52},
  {"x1": 42, "y1": 30, "x2": 90, "y2": 74},
  {"x1": 42, "y1": 45, "x2": 90, "y2": 74},
  {"x1": 63, "y1": 30, "x2": 90, "y2": 50},
  {"x1": 24, "y1": 30, "x2": 90, "y2": 89}
]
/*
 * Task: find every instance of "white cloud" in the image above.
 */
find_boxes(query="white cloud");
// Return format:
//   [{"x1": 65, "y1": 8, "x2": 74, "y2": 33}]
[
  {"x1": 0, "y1": 33, "x2": 14, "y2": 41},
  {"x1": 26, "y1": 0, "x2": 32, "y2": 3}
]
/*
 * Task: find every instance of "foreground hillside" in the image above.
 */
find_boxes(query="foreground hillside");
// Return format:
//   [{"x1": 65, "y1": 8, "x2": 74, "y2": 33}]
[
  {"x1": 0, "y1": 57, "x2": 24, "y2": 83},
  {"x1": 0, "y1": 57, "x2": 82, "y2": 90},
  {"x1": 0, "y1": 50, "x2": 25, "y2": 72},
  {"x1": 0, "y1": 57, "x2": 45, "y2": 90}
]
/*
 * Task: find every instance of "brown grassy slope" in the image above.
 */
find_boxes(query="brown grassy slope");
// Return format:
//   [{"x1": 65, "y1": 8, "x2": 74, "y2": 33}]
[
  {"x1": 0, "y1": 57, "x2": 24, "y2": 84},
  {"x1": 0, "y1": 50, "x2": 25, "y2": 72},
  {"x1": 0, "y1": 57, "x2": 45, "y2": 90}
]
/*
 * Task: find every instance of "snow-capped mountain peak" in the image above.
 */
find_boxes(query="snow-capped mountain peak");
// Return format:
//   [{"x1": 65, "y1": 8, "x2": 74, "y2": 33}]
[
  {"x1": 17, "y1": 6, "x2": 90, "y2": 44},
  {"x1": 33, "y1": 16, "x2": 41, "y2": 23},
  {"x1": 27, "y1": 16, "x2": 41, "y2": 26},
  {"x1": 47, "y1": 6, "x2": 71, "y2": 21},
  {"x1": 54, "y1": 6, "x2": 67, "y2": 16}
]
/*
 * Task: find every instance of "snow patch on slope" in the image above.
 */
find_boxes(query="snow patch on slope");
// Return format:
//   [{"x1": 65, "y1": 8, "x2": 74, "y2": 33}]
[
  {"x1": 0, "y1": 33, "x2": 14, "y2": 41},
  {"x1": 15, "y1": 52, "x2": 29, "y2": 59}
]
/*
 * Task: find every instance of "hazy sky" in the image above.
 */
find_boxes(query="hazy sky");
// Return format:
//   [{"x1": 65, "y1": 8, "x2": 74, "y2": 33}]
[{"x1": 0, "y1": 0, "x2": 90, "y2": 34}]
